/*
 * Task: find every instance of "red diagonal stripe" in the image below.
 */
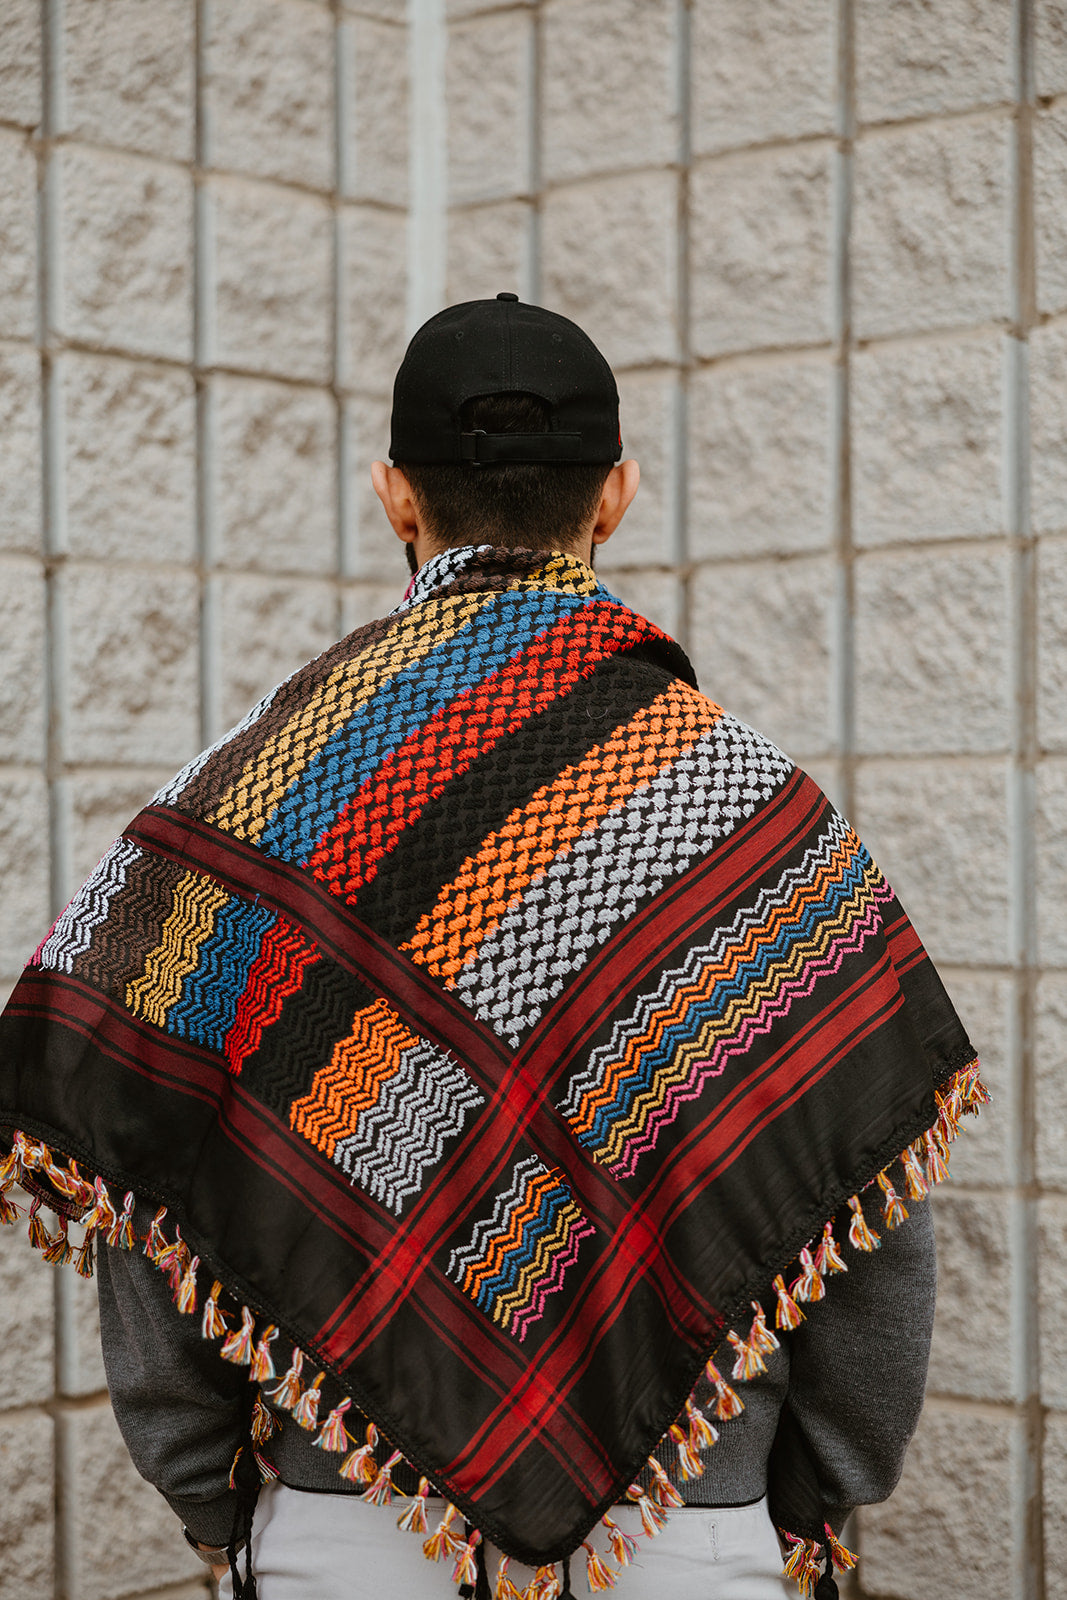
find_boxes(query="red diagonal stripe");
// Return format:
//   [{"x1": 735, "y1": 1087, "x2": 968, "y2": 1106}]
[{"x1": 222, "y1": 915, "x2": 320, "y2": 1077}]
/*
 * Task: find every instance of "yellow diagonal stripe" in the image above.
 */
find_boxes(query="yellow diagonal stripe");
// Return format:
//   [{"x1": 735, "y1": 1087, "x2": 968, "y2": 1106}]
[{"x1": 126, "y1": 872, "x2": 231, "y2": 1029}]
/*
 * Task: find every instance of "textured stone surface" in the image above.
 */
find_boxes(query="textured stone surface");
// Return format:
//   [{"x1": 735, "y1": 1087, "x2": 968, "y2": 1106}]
[
  {"x1": 690, "y1": 556, "x2": 834, "y2": 759},
  {"x1": 542, "y1": 0, "x2": 677, "y2": 183},
  {"x1": 601, "y1": 369, "x2": 677, "y2": 568},
  {"x1": 344, "y1": 15, "x2": 408, "y2": 203},
  {"x1": 1039, "y1": 1197, "x2": 1067, "y2": 1407},
  {"x1": 209, "y1": 176, "x2": 333, "y2": 383},
  {"x1": 1047, "y1": 1413, "x2": 1067, "y2": 1599},
  {"x1": 0, "y1": 1409, "x2": 53, "y2": 1600},
  {"x1": 926, "y1": 1191, "x2": 1016, "y2": 1402},
  {"x1": 692, "y1": 0, "x2": 835, "y2": 155},
  {"x1": 1036, "y1": 0, "x2": 1067, "y2": 96},
  {"x1": 448, "y1": 10, "x2": 533, "y2": 203},
  {"x1": 1039, "y1": 536, "x2": 1067, "y2": 752},
  {"x1": 852, "y1": 115, "x2": 1011, "y2": 340},
  {"x1": 0, "y1": 128, "x2": 37, "y2": 340},
  {"x1": 204, "y1": 0, "x2": 334, "y2": 190},
  {"x1": 60, "y1": 1405, "x2": 202, "y2": 1600},
  {"x1": 854, "y1": 545, "x2": 1012, "y2": 755},
  {"x1": 1031, "y1": 322, "x2": 1067, "y2": 535},
  {"x1": 339, "y1": 205, "x2": 408, "y2": 394},
  {"x1": 57, "y1": 146, "x2": 193, "y2": 362},
  {"x1": 688, "y1": 355, "x2": 833, "y2": 559},
  {"x1": 0, "y1": 343, "x2": 41, "y2": 554},
  {"x1": 342, "y1": 391, "x2": 398, "y2": 580},
  {"x1": 854, "y1": 758, "x2": 1011, "y2": 966},
  {"x1": 1038, "y1": 976, "x2": 1067, "y2": 1191},
  {"x1": 1037, "y1": 760, "x2": 1067, "y2": 967},
  {"x1": 0, "y1": 0, "x2": 41, "y2": 130},
  {"x1": 851, "y1": 332, "x2": 1004, "y2": 547},
  {"x1": 446, "y1": 200, "x2": 532, "y2": 304},
  {"x1": 66, "y1": 770, "x2": 169, "y2": 894},
  {"x1": 63, "y1": 565, "x2": 200, "y2": 767},
  {"x1": 446, "y1": 0, "x2": 534, "y2": 12},
  {"x1": 63, "y1": 0, "x2": 194, "y2": 162},
  {"x1": 689, "y1": 144, "x2": 834, "y2": 359},
  {"x1": 216, "y1": 573, "x2": 339, "y2": 728},
  {"x1": 857, "y1": 1404, "x2": 1017, "y2": 1598},
  {"x1": 0, "y1": 1222, "x2": 56, "y2": 1408},
  {"x1": 542, "y1": 171, "x2": 679, "y2": 369},
  {"x1": 938, "y1": 969, "x2": 1015, "y2": 1187},
  {"x1": 0, "y1": 558, "x2": 46, "y2": 764},
  {"x1": 1035, "y1": 105, "x2": 1067, "y2": 318},
  {"x1": 341, "y1": 581, "x2": 400, "y2": 635},
  {"x1": 213, "y1": 376, "x2": 337, "y2": 574},
  {"x1": 855, "y1": 0, "x2": 1013, "y2": 123},
  {"x1": 56, "y1": 1262, "x2": 108, "y2": 1398},
  {"x1": 62, "y1": 353, "x2": 196, "y2": 564},
  {"x1": 0, "y1": 770, "x2": 49, "y2": 979},
  {"x1": 344, "y1": 0, "x2": 407, "y2": 16}
]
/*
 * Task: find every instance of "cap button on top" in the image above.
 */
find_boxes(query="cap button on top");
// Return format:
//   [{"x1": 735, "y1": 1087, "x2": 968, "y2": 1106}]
[{"x1": 496, "y1": 291, "x2": 519, "y2": 301}]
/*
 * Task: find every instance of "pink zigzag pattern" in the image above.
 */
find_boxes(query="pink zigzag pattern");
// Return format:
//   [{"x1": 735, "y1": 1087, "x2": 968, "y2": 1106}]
[{"x1": 510, "y1": 1213, "x2": 597, "y2": 1343}]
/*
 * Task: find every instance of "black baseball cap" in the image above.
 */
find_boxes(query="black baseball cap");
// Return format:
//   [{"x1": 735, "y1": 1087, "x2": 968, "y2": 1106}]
[{"x1": 389, "y1": 293, "x2": 623, "y2": 466}]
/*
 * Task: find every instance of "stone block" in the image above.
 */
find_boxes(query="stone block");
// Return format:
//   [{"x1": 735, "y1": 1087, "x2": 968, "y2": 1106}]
[
  {"x1": 0, "y1": 770, "x2": 49, "y2": 979},
  {"x1": 1036, "y1": 0, "x2": 1067, "y2": 97},
  {"x1": 689, "y1": 555, "x2": 834, "y2": 759},
  {"x1": 596, "y1": 569, "x2": 682, "y2": 641},
  {"x1": 0, "y1": 558, "x2": 46, "y2": 764},
  {"x1": 1045, "y1": 1410, "x2": 1067, "y2": 1597},
  {"x1": 938, "y1": 969, "x2": 1015, "y2": 1187},
  {"x1": 62, "y1": 0, "x2": 194, "y2": 162},
  {"x1": 448, "y1": 10, "x2": 532, "y2": 203},
  {"x1": 0, "y1": 343, "x2": 41, "y2": 554},
  {"x1": 0, "y1": 1221, "x2": 56, "y2": 1408},
  {"x1": 852, "y1": 114, "x2": 1011, "y2": 340},
  {"x1": 203, "y1": 0, "x2": 334, "y2": 190},
  {"x1": 1035, "y1": 106, "x2": 1067, "y2": 318},
  {"x1": 1037, "y1": 759, "x2": 1067, "y2": 966},
  {"x1": 691, "y1": 0, "x2": 835, "y2": 156},
  {"x1": 601, "y1": 369, "x2": 677, "y2": 568},
  {"x1": 1039, "y1": 1197, "x2": 1067, "y2": 1407},
  {"x1": 59, "y1": 1404, "x2": 202, "y2": 1600},
  {"x1": 687, "y1": 355, "x2": 833, "y2": 559},
  {"x1": 212, "y1": 376, "x2": 337, "y2": 574},
  {"x1": 216, "y1": 574, "x2": 339, "y2": 728},
  {"x1": 542, "y1": 171, "x2": 679, "y2": 369},
  {"x1": 1032, "y1": 323, "x2": 1067, "y2": 535},
  {"x1": 61, "y1": 353, "x2": 196, "y2": 564},
  {"x1": 446, "y1": 201, "x2": 532, "y2": 304},
  {"x1": 56, "y1": 146, "x2": 193, "y2": 363},
  {"x1": 854, "y1": 545, "x2": 1012, "y2": 755},
  {"x1": 338, "y1": 205, "x2": 408, "y2": 395},
  {"x1": 926, "y1": 1190, "x2": 1016, "y2": 1402},
  {"x1": 209, "y1": 175, "x2": 333, "y2": 383},
  {"x1": 342, "y1": 391, "x2": 398, "y2": 580},
  {"x1": 689, "y1": 144, "x2": 833, "y2": 360},
  {"x1": 447, "y1": 0, "x2": 534, "y2": 13},
  {"x1": 66, "y1": 770, "x2": 170, "y2": 896},
  {"x1": 851, "y1": 331, "x2": 1004, "y2": 547},
  {"x1": 0, "y1": 1409, "x2": 53, "y2": 1600},
  {"x1": 855, "y1": 0, "x2": 1012, "y2": 124},
  {"x1": 344, "y1": 0, "x2": 407, "y2": 16},
  {"x1": 542, "y1": 0, "x2": 677, "y2": 183},
  {"x1": 341, "y1": 581, "x2": 399, "y2": 635},
  {"x1": 1039, "y1": 535, "x2": 1067, "y2": 751},
  {"x1": 0, "y1": 0, "x2": 41, "y2": 130},
  {"x1": 0, "y1": 129, "x2": 37, "y2": 340},
  {"x1": 63, "y1": 565, "x2": 200, "y2": 767},
  {"x1": 1038, "y1": 975, "x2": 1067, "y2": 1191},
  {"x1": 856, "y1": 1403, "x2": 1017, "y2": 1598},
  {"x1": 344, "y1": 16, "x2": 408, "y2": 203},
  {"x1": 853, "y1": 758, "x2": 1011, "y2": 966},
  {"x1": 56, "y1": 1262, "x2": 107, "y2": 1398}
]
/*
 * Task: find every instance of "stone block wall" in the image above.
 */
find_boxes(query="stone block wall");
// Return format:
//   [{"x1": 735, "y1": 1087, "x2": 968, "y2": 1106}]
[{"x1": 0, "y1": 1, "x2": 1059, "y2": 1597}]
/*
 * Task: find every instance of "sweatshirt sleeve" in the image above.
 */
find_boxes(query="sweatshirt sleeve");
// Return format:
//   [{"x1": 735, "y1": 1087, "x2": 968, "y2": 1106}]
[{"x1": 96, "y1": 1235, "x2": 250, "y2": 1547}]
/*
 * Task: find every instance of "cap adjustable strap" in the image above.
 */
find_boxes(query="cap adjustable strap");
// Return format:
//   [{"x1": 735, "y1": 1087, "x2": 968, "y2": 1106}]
[{"x1": 459, "y1": 430, "x2": 585, "y2": 464}]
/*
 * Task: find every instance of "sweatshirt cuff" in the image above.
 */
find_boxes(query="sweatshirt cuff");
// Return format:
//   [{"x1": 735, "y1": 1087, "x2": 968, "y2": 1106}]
[{"x1": 163, "y1": 1488, "x2": 242, "y2": 1549}]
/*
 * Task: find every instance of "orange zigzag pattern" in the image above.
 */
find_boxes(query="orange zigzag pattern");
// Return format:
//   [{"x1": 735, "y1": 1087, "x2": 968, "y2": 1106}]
[
  {"x1": 290, "y1": 999, "x2": 419, "y2": 1159},
  {"x1": 458, "y1": 1168, "x2": 562, "y2": 1302}
]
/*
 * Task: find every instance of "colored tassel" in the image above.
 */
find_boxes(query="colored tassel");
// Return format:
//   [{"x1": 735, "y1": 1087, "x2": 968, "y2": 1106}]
[
  {"x1": 791, "y1": 1248, "x2": 824, "y2": 1305},
  {"x1": 936, "y1": 1085, "x2": 962, "y2": 1144},
  {"x1": 582, "y1": 1543, "x2": 616, "y2": 1593},
  {"x1": 704, "y1": 1357, "x2": 744, "y2": 1419},
  {"x1": 773, "y1": 1272, "x2": 805, "y2": 1329},
  {"x1": 647, "y1": 1455, "x2": 684, "y2": 1509},
  {"x1": 496, "y1": 1555, "x2": 522, "y2": 1600},
  {"x1": 339, "y1": 1422, "x2": 379, "y2": 1484},
  {"x1": 813, "y1": 1220, "x2": 847, "y2": 1277},
  {"x1": 251, "y1": 1394, "x2": 278, "y2": 1444},
  {"x1": 452, "y1": 1527, "x2": 482, "y2": 1587},
  {"x1": 601, "y1": 1515, "x2": 638, "y2": 1567},
  {"x1": 255, "y1": 1448, "x2": 280, "y2": 1483},
  {"x1": 361, "y1": 1448, "x2": 401, "y2": 1505},
  {"x1": 749, "y1": 1300, "x2": 780, "y2": 1352},
  {"x1": 423, "y1": 1502, "x2": 463, "y2": 1562},
  {"x1": 824, "y1": 1526, "x2": 857, "y2": 1573},
  {"x1": 14, "y1": 1131, "x2": 44, "y2": 1173},
  {"x1": 960, "y1": 1061, "x2": 990, "y2": 1110},
  {"x1": 782, "y1": 1535, "x2": 822, "y2": 1597},
  {"x1": 156, "y1": 1227, "x2": 188, "y2": 1294},
  {"x1": 228, "y1": 1447, "x2": 244, "y2": 1491},
  {"x1": 923, "y1": 1127, "x2": 949, "y2": 1186},
  {"x1": 875, "y1": 1169, "x2": 908, "y2": 1229},
  {"x1": 901, "y1": 1142, "x2": 930, "y2": 1200},
  {"x1": 626, "y1": 1486, "x2": 665, "y2": 1538},
  {"x1": 27, "y1": 1198, "x2": 52, "y2": 1253},
  {"x1": 313, "y1": 1399, "x2": 352, "y2": 1453},
  {"x1": 268, "y1": 1347, "x2": 305, "y2": 1410},
  {"x1": 0, "y1": 1190, "x2": 20, "y2": 1225},
  {"x1": 669, "y1": 1421, "x2": 704, "y2": 1480},
  {"x1": 144, "y1": 1206, "x2": 168, "y2": 1261},
  {"x1": 397, "y1": 1477, "x2": 431, "y2": 1534},
  {"x1": 291, "y1": 1370, "x2": 325, "y2": 1430},
  {"x1": 85, "y1": 1177, "x2": 117, "y2": 1237},
  {"x1": 846, "y1": 1194, "x2": 880, "y2": 1252},
  {"x1": 176, "y1": 1255, "x2": 199, "y2": 1315},
  {"x1": 248, "y1": 1324, "x2": 278, "y2": 1384},
  {"x1": 685, "y1": 1396, "x2": 718, "y2": 1451},
  {"x1": 44, "y1": 1154, "x2": 91, "y2": 1207},
  {"x1": 201, "y1": 1280, "x2": 228, "y2": 1340},
  {"x1": 220, "y1": 1305, "x2": 255, "y2": 1365},
  {"x1": 42, "y1": 1215, "x2": 73, "y2": 1266},
  {"x1": 74, "y1": 1231, "x2": 95, "y2": 1278},
  {"x1": 106, "y1": 1190, "x2": 135, "y2": 1250},
  {"x1": 0, "y1": 1146, "x2": 17, "y2": 1188},
  {"x1": 530, "y1": 1566, "x2": 560, "y2": 1600},
  {"x1": 727, "y1": 1329, "x2": 766, "y2": 1381}
]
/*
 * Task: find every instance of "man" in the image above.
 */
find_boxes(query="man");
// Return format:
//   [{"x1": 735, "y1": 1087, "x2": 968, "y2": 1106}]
[{"x1": 0, "y1": 296, "x2": 983, "y2": 1600}]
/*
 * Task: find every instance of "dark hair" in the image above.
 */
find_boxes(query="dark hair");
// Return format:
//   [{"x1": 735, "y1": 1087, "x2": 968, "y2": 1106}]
[{"x1": 396, "y1": 393, "x2": 613, "y2": 551}]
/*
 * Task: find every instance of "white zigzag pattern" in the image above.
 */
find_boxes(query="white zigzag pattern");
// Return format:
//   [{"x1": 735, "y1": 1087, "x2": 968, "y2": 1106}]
[
  {"x1": 152, "y1": 686, "x2": 280, "y2": 806},
  {"x1": 453, "y1": 716, "x2": 793, "y2": 1047},
  {"x1": 557, "y1": 811, "x2": 855, "y2": 1119},
  {"x1": 446, "y1": 1156, "x2": 545, "y2": 1281},
  {"x1": 332, "y1": 1038, "x2": 484, "y2": 1216},
  {"x1": 36, "y1": 838, "x2": 142, "y2": 974}
]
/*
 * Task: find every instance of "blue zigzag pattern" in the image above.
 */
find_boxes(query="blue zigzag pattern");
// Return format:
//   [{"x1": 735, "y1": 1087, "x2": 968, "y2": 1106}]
[
  {"x1": 168, "y1": 896, "x2": 276, "y2": 1050},
  {"x1": 448, "y1": 1157, "x2": 572, "y2": 1316}
]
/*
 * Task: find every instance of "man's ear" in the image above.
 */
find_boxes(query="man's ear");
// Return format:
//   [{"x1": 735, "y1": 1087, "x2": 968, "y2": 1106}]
[
  {"x1": 371, "y1": 461, "x2": 420, "y2": 546},
  {"x1": 591, "y1": 459, "x2": 641, "y2": 548}
]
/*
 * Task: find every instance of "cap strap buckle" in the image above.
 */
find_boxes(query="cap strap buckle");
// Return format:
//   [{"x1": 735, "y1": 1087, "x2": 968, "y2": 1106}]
[{"x1": 459, "y1": 430, "x2": 585, "y2": 465}]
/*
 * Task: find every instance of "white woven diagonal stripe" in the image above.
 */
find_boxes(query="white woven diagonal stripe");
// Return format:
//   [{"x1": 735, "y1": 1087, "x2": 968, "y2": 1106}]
[{"x1": 36, "y1": 837, "x2": 143, "y2": 975}]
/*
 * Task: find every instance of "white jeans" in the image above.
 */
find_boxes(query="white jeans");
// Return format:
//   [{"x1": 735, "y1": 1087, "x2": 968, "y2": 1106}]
[{"x1": 219, "y1": 1483, "x2": 794, "y2": 1600}]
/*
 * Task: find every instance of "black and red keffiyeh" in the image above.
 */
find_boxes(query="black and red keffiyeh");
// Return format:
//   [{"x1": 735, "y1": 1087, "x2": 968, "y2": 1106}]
[{"x1": 0, "y1": 547, "x2": 983, "y2": 1595}]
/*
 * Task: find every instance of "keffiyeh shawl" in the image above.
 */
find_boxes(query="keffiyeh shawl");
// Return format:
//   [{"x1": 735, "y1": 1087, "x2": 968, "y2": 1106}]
[{"x1": 0, "y1": 546, "x2": 983, "y2": 1597}]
